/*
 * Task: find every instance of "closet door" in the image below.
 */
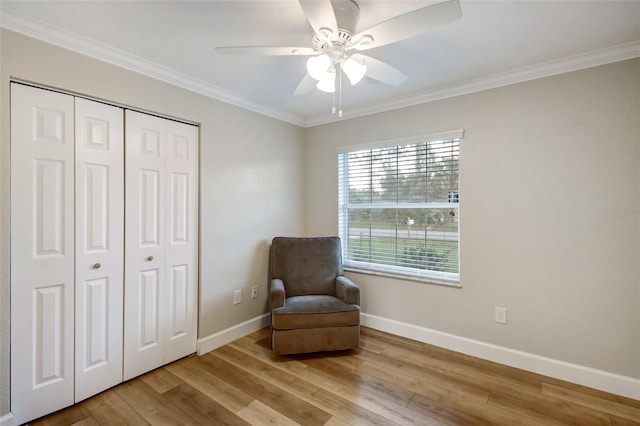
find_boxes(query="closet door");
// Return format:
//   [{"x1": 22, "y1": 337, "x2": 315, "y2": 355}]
[
  {"x1": 124, "y1": 111, "x2": 198, "y2": 380},
  {"x1": 10, "y1": 84, "x2": 75, "y2": 424},
  {"x1": 163, "y1": 120, "x2": 198, "y2": 363},
  {"x1": 124, "y1": 111, "x2": 167, "y2": 380},
  {"x1": 74, "y1": 98, "x2": 124, "y2": 401}
]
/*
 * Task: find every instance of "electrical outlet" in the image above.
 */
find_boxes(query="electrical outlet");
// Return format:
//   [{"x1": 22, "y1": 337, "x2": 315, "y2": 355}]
[
  {"x1": 251, "y1": 285, "x2": 258, "y2": 299},
  {"x1": 234, "y1": 290, "x2": 242, "y2": 305},
  {"x1": 495, "y1": 307, "x2": 507, "y2": 324}
]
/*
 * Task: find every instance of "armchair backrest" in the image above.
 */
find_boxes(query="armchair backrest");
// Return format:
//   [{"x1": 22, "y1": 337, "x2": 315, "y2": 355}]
[{"x1": 270, "y1": 236, "x2": 343, "y2": 297}]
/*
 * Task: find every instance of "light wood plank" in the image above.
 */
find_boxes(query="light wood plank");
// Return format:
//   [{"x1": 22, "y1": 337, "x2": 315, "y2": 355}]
[
  {"x1": 408, "y1": 393, "x2": 533, "y2": 426},
  {"x1": 488, "y1": 390, "x2": 613, "y2": 425},
  {"x1": 230, "y1": 334, "x2": 309, "y2": 375},
  {"x1": 356, "y1": 356, "x2": 492, "y2": 404},
  {"x1": 30, "y1": 404, "x2": 92, "y2": 426},
  {"x1": 163, "y1": 382, "x2": 251, "y2": 425},
  {"x1": 358, "y1": 332, "x2": 388, "y2": 354},
  {"x1": 236, "y1": 400, "x2": 301, "y2": 426},
  {"x1": 360, "y1": 327, "x2": 425, "y2": 352},
  {"x1": 69, "y1": 417, "x2": 100, "y2": 426},
  {"x1": 112, "y1": 378, "x2": 199, "y2": 425},
  {"x1": 610, "y1": 413, "x2": 640, "y2": 426},
  {"x1": 165, "y1": 356, "x2": 254, "y2": 413},
  {"x1": 298, "y1": 355, "x2": 416, "y2": 407},
  {"x1": 380, "y1": 340, "x2": 542, "y2": 396},
  {"x1": 141, "y1": 365, "x2": 184, "y2": 393},
  {"x1": 82, "y1": 389, "x2": 150, "y2": 425},
  {"x1": 245, "y1": 327, "x2": 271, "y2": 341},
  {"x1": 296, "y1": 360, "x2": 449, "y2": 425},
  {"x1": 32, "y1": 326, "x2": 640, "y2": 426},
  {"x1": 542, "y1": 382, "x2": 640, "y2": 422},
  {"x1": 322, "y1": 416, "x2": 352, "y2": 426},
  {"x1": 199, "y1": 352, "x2": 333, "y2": 426},
  {"x1": 216, "y1": 343, "x2": 400, "y2": 426}
]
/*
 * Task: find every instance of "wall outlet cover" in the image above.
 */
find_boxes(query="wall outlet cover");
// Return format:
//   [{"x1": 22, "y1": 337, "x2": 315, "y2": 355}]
[{"x1": 495, "y1": 307, "x2": 507, "y2": 324}]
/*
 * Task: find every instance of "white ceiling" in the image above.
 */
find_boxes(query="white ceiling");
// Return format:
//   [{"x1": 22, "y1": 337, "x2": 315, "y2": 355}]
[{"x1": 1, "y1": 0, "x2": 639, "y2": 126}]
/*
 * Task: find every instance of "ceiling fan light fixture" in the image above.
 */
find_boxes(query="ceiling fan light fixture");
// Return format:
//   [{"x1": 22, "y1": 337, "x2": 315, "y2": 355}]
[
  {"x1": 316, "y1": 70, "x2": 336, "y2": 93},
  {"x1": 306, "y1": 54, "x2": 332, "y2": 80},
  {"x1": 343, "y1": 56, "x2": 367, "y2": 85}
]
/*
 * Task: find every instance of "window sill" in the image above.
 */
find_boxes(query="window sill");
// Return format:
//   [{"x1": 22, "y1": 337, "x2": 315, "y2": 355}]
[{"x1": 344, "y1": 266, "x2": 461, "y2": 288}]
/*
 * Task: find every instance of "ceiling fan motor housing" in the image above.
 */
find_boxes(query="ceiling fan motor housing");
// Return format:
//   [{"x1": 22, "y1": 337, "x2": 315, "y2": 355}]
[{"x1": 312, "y1": 0, "x2": 360, "y2": 51}]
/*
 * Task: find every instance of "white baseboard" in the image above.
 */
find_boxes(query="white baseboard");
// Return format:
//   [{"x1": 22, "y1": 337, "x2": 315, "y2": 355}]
[
  {"x1": 197, "y1": 313, "x2": 270, "y2": 355},
  {"x1": 361, "y1": 313, "x2": 640, "y2": 400},
  {"x1": 0, "y1": 413, "x2": 14, "y2": 426}
]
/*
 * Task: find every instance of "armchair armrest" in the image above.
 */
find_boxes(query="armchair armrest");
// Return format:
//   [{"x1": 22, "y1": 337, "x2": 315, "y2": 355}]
[
  {"x1": 335, "y1": 276, "x2": 360, "y2": 306},
  {"x1": 270, "y1": 279, "x2": 286, "y2": 310}
]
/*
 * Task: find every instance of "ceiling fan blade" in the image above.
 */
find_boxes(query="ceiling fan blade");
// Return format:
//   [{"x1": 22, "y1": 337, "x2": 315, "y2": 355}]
[
  {"x1": 215, "y1": 46, "x2": 316, "y2": 56},
  {"x1": 352, "y1": 54, "x2": 407, "y2": 86},
  {"x1": 294, "y1": 74, "x2": 317, "y2": 96},
  {"x1": 298, "y1": 0, "x2": 338, "y2": 36},
  {"x1": 352, "y1": 0, "x2": 461, "y2": 51}
]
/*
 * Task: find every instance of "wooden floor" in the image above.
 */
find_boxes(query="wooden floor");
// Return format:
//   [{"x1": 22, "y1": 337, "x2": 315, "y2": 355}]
[{"x1": 32, "y1": 327, "x2": 640, "y2": 426}]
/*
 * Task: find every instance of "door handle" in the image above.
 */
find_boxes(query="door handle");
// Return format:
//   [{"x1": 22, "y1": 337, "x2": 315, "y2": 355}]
[
  {"x1": 93, "y1": 263, "x2": 101, "y2": 269},
  {"x1": 146, "y1": 256, "x2": 154, "y2": 261}
]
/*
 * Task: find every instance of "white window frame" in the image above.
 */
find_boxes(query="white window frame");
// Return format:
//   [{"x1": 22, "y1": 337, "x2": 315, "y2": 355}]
[{"x1": 337, "y1": 130, "x2": 463, "y2": 286}]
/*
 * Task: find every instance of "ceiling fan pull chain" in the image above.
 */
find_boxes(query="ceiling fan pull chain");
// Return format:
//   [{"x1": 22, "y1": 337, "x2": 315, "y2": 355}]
[
  {"x1": 339, "y1": 62, "x2": 343, "y2": 118},
  {"x1": 332, "y1": 89, "x2": 336, "y2": 115}
]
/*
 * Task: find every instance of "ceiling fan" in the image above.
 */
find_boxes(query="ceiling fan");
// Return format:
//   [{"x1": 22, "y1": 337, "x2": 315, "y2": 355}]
[{"x1": 216, "y1": 0, "x2": 462, "y2": 115}]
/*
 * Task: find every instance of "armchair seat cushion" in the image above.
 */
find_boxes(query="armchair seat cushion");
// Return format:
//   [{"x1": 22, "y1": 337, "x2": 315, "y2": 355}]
[{"x1": 272, "y1": 295, "x2": 359, "y2": 330}]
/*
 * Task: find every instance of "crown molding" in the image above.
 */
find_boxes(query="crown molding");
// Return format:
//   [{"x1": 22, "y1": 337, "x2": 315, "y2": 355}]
[
  {"x1": 305, "y1": 40, "x2": 640, "y2": 127},
  {"x1": 0, "y1": 6, "x2": 306, "y2": 127},
  {"x1": 2, "y1": 6, "x2": 638, "y2": 129}
]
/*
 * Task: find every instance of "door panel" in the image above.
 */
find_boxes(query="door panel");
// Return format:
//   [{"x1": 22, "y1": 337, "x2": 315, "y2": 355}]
[
  {"x1": 83, "y1": 277, "x2": 109, "y2": 367},
  {"x1": 171, "y1": 173, "x2": 189, "y2": 243},
  {"x1": 169, "y1": 264, "x2": 188, "y2": 338},
  {"x1": 75, "y1": 97, "x2": 124, "y2": 402},
  {"x1": 33, "y1": 284, "x2": 65, "y2": 385},
  {"x1": 124, "y1": 112, "x2": 198, "y2": 377},
  {"x1": 164, "y1": 121, "x2": 198, "y2": 363},
  {"x1": 11, "y1": 84, "x2": 75, "y2": 424},
  {"x1": 124, "y1": 111, "x2": 166, "y2": 380},
  {"x1": 140, "y1": 169, "x2": 161, "y2": 245},
  {"x1": 34, "y1": 159, "x2": 66, "y2": 255},
  {"x1": 139, "y1": 268, "x2": 160, "y2": 348},
  {"x1": 84, "y1": 164, "x2": 109, "y2": 251}
]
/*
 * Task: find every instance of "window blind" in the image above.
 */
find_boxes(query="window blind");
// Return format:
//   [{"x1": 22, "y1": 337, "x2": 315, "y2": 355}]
[{"x1": 338, "y1": 134, "x2": 460, "y2": 283}]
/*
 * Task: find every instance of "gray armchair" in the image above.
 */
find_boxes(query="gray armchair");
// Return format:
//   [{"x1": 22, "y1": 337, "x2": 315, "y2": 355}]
[{"x1": 269, "y1": 236, "x2": 360, "y2": 355}]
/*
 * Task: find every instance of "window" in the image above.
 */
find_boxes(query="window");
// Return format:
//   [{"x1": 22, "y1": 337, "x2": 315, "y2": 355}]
[{"x1": 338, "y1": 131, "x2": 462, "y2": 285}]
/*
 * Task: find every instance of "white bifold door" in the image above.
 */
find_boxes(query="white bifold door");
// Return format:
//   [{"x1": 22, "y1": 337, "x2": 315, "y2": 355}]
[
  {"x1": 11, "y1": 84, "x2": 198, "y2": 424},
  {"x1": 11, "y1": 84, "x2": 125, "y2": 423},
  {"x1": 11, "y1": 84, "x2": 77, "y2": 424},
  {"x1": 74, "y1": 98, "x2": 125, "y2": 402},
  {"x1": 124, "y1": 110, "x2": 198, "y2": 380}
]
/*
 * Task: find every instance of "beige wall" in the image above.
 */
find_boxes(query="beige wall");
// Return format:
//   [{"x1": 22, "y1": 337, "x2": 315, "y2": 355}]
[
  {"x1": 0, "y1": 29, "x2": 305, "y2": 415},
  {"x1": 304, "y1": 58, "x2": 640, "y2": 379}
]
